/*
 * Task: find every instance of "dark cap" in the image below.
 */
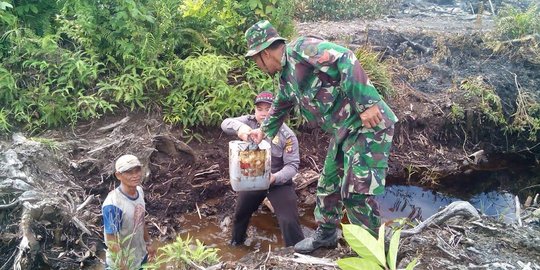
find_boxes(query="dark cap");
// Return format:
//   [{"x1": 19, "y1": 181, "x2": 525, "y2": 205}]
[{"x1": 254, "y1": 91, "x2": 274, "y2": 105}]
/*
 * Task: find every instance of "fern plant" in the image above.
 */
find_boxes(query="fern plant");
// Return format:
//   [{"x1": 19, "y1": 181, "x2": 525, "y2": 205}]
[{"x1": 144, "y1": 235, "x2": 220, "y2": 270}]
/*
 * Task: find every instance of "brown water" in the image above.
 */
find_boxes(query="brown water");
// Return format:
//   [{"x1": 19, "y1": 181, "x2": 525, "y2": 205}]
[
  {"x1": 86, "y1": 184, "x2": 518, "y2": 268},
  {"x1": 177, "y1": 206, "x2": 318, "y2": 262},
  {"x1": 175, "y1": 184, "x2": 517, "y2": 262}
]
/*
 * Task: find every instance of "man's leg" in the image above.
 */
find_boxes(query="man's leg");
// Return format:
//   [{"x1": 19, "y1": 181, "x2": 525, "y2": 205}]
[
  {"x1": 295, "y1": 139, "x2": 343, "y2": 253},
  {"x1": 341, "y1": 126, "x2": 394, "y2": 233},
  {"x1": 343, "y1": 193, "x2": 381, "y2": 235},
  {"x1": 232, "y1": 190, "x2": 267, "y2": 245},
  {"x1": 267, "y1": 183, "x2": 304, "y2": 246},
  {"x1": 313, "y1": 143, "x2": 344, "y2": 229}
]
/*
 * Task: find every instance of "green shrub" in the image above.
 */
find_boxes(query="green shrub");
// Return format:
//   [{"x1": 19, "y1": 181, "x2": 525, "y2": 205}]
[
  {"x1": 162, "y1": 54, "x2": 269, "y2": 127},
  {"x1": 355, "y1": 47, "x2": 394, "y2": 98},
  {"x1": 496, "y1": 4, "x2": 540, "y2": 39},
  {"x1": 294, "y1": 0, "x2": 399, "y2": 21},
  {"x1": 510, "y1": 89, "x2": 540, "y2": 142},
  {"x1": 0, "y1": 0, "x2": 294, "y2": 133},
  {"x1": 459, "y1": 77, "x2": 506, "y2": 126}
]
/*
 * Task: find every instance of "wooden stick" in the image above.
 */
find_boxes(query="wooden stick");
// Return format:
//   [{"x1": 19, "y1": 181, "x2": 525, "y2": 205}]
[
  {"x1": 195, "y1": 203, "x2": 202, "y2": 219},
  {"x1": 263, "y1": 198, "x2": 275, "y2": 213},
  {"x1": 488, "y1": 0, "x2": 495, "y2": 15},
  {"x1": 515, "y1": 195, "x2": 522, "y2": 227}
]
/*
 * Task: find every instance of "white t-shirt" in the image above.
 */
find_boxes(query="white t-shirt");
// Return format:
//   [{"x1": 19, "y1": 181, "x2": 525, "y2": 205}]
[{"x1": 102, "y1": 186, "x2": 147, "y2": 269}]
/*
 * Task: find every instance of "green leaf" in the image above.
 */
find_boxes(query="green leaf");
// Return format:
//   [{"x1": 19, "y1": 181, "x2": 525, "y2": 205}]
[
  {"x1": 377, "y1": 225, "x2": 385, "y2": 256},
  {"x1": 29, "y1": 4, "x2": 38, "y2": 14},
  {"x1": 0, "y1": 2, "x2": 13, "y2": 10},
  {"x1": 405, "y1": 258, "x2": 418, "y2": 270},
  {"x1": 248, "y1": 0, "x2": 258, "y2": 10},
  {"x1": 342, "y1": 224, "x2": 385, "y2": 266},
  {"x1": 387, "y1": 229, "x2": 401, "y2": 270},
  {"x1": 265, "y1": 5, "x2": 275, "y2": 14},
  {"x1": 337, "y1": 257, "x2": 383, "y2": 270}
]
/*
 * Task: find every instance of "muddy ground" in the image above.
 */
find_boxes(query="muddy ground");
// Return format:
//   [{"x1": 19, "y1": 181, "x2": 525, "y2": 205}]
[{"x1": 1, "y1": 0, "x2": 540, "y2": 269}]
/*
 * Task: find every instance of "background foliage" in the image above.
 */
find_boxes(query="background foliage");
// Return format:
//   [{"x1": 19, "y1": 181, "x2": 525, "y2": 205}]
[
  {"x1": 294, "y1": 0, "x2": 400, "y2": 21},
  {"x1": 0, "y1": 0, "x2": 288, "y2": 134}
]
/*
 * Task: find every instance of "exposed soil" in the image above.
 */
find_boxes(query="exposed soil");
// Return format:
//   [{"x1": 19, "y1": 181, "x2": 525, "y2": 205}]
[{"x1": 1, "y1": 0, "x2": 540, "y2": 269}]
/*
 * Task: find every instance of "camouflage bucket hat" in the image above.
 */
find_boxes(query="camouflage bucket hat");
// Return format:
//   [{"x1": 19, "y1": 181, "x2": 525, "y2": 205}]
[{"x1": 245, "y1": 20, "x2": 286, "y2": 57}]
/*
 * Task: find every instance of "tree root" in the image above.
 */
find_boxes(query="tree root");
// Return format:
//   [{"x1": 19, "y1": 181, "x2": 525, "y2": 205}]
[
  {"x1": 14, "y1": 206, "x2": 39, "y2": 270},
  {"x1": 401, "y1": 201, "x2": 480, "y2": 237}
]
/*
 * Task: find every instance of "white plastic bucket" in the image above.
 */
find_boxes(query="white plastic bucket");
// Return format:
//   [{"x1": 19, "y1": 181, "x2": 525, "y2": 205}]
[{"x1": 229, "y1": 140, "x2": 271, "y2": 191}]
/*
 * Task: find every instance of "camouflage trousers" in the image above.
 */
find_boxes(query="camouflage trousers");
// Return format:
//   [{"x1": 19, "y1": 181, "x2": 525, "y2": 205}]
[{"x1": 314, "y1": 125, "x2": 394, "y2": 234}]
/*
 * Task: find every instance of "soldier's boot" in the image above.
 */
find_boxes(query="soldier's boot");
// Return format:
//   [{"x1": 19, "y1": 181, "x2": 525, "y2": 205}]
[{"x1": 294, "y1": 226, "x2": 337, "y2": 254}]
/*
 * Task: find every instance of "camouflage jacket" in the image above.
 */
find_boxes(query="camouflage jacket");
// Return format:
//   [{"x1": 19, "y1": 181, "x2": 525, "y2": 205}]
[
  {"x1": 261, "y1": 36, "x2": 398, "y2": 139},
  {"x1": 221, "y1": 115, "x2": 299, "y2": 185}
]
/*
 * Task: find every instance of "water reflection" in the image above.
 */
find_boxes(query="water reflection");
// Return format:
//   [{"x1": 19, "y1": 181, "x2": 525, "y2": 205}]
[
  {"x1": 377, "y1": 185, "x2": 516, "y2": 223},
  {"x1": 177, "y1": 208, "x2": 317, "y2": 262}
]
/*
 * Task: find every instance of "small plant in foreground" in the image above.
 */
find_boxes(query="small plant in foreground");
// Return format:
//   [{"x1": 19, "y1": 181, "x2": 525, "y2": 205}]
[
  {"x1": 144, "y1": 235, "x2": 220, "y2": 270},
  {"x1": 337, "y1": 223, "x2": 417, "y2": 270}
]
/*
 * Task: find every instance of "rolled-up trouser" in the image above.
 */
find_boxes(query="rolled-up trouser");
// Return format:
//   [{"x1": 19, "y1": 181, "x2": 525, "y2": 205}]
[
  {"x1": 232, "y1": 182, "x2": 304, "y2": 246},
  {"x1": 314, "y1": 126, "x2": 394, "y2": 234}
]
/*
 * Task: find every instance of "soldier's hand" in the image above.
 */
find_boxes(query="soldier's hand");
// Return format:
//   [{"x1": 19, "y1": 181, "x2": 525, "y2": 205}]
[
  {"x1": 360, "y1": 105, "x2": 383, "y2": 129},
  {"x1": 237, "y1": 125, "x2": 252, "y2": 142},
  {"x1": 249, "y1": 129, "x2": 265, "y2": 144}
]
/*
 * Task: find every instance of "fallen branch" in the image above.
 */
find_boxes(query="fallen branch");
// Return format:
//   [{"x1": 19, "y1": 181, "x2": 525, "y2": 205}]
[
  {"x1": 515, "y1": 195, "x2": 522, "y2": 227},
  {"x1": 87, "y1": 134, "x2": 134, "y2": 155},
  {"x1": 497, "y1": 34, "x2": 540, "y2": 47},
  {"x1": 76, "y1": 195, "x2": 94, "y2": 213},
  {"x1": 0, "y1": 198, "x2": 19, "y2": 209},
  {"x1": 71, "y1": 216, "x2": 92, "y2": 235},
  {"x1": 0, "y1": 249, "x2": 17, "y2": 270},
  {"x1": 97, "y1": 116, "x2": 130, "y2": 133},
  {"x1": 402, "y1": 201, "x2": 480, "y2": 237},
  {"x1": 275, "y1": 253, "x2": 337, "y2": 267}
]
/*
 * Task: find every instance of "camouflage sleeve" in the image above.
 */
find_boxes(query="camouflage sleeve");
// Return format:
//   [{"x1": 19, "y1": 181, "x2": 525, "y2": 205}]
[
  {"x1": 260, "y1": 84, "x2": 295, "y2": 139},
  {"x1": 336, "y1": 50, "x2": 382, "y2": 113},
  {"x1": 220, "y1": 115, "x2": 253, "y2": 135},
  {"x1": 272, "y1": 126, "x2": 300, "y2": 184},
  {"x1": 296, "y1": 38, "x2": 382, "y2": 113}
]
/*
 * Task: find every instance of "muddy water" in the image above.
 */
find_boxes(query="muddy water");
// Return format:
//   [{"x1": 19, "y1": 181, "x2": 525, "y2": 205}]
[
  {"x1": 174, "y1": 184, "x2": 517, "y2": 262},
  {"x1": 177, "y1": 207, "x2": 318, "y2": 262},
  {"x1": 377, "y1": 185, "x2": 516, "y2": 223},
  {"x1": 85, "y1": 183, "x2": 518, "y2": 269}
]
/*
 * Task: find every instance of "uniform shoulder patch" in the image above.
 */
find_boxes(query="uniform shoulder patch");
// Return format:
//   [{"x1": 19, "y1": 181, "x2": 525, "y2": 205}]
[
  {"x1": 272, "y1": 135, "x2": 280, "y2": 145},
  {"x1": 304, "y1": 45, "x2": 318, "y2": 57},
  {"x1": 285, "y1": 137, "x2": 294, "y2": 153}
]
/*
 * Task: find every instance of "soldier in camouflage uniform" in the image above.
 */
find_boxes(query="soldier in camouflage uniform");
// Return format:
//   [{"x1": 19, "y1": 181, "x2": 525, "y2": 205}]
[
  {"x1": 244, "y1": 20, "x2": 398, "y2": 254},
  {"x1": 221, "y1": 91, "x2": 304, "y2": 247}
]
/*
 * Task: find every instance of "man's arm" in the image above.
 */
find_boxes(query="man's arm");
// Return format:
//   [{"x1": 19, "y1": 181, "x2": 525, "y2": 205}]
[
  {"x1": 336, "y1": 50, "x2": 385, "y2": 128},
  {"x1": 296, "y1": 38, "x2": 385, "y2": 128},
  {"x1": 143, "y1": 223, "x2": 155, "y2": 260},
  {"x1": 272, "y1": 129, "x2": 300, "y2": 184},
  {"x1": 221, "y1": 115, "x2": 253, "y2": 141},
  {"x1": 104, "y1": 233, "x2": 121, "y2": 253}
]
